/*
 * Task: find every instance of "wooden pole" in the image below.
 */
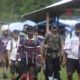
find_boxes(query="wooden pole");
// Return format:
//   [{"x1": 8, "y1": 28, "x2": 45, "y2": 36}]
[{"x1": 46, "y1": 12, "x2": 50, "y2": 34}]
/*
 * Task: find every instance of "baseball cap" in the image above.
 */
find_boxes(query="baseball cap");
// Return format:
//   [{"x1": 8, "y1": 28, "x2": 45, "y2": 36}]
[
  {"x1": 75, "y1": 23, "x2": 80, "y2": 29},
  {"x1": 27, "y1": 26, "x2": 34, "y2": 31},
  {"x1": 13, "y1": 30, "x2": 19, "y2": 33},
  {"x1": 34, "y1": 27, "x2": 38, "y2": 31},
  {"x1": 51, "y1": 23, "x2": 58, "y2": 29}
]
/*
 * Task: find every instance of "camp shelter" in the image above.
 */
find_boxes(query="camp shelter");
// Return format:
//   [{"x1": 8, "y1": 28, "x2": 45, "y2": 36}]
[{"x1": 22, "y1": 0, "x2": 80, "y2": 33}]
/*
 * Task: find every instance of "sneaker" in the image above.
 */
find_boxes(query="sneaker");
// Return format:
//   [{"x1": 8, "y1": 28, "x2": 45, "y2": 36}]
[{"x1": 3, "y1": 73, "x2": 7, "y2": 79}]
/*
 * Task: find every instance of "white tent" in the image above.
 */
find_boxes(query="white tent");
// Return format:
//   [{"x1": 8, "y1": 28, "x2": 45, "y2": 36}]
[
  {"x1": 59, "y1": 19, "x2": 80, "y2": 26},
  {"x1": 23, "y1": 20, "x2": 37, "y2": 27},
  {"x1": 9, "y1": 20, "x2": 37, "y2": 32},
  {"x1": 9, "y1": 22, "x2": 23, "y2": 32}
]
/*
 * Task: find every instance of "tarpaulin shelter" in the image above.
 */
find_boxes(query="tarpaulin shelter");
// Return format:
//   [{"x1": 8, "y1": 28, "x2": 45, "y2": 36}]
[{"x1": 22, "y1": 0, "x2": 80, "y2": 33}]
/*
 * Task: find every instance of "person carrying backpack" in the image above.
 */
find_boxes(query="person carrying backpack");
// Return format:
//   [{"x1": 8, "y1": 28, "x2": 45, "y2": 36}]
[
  {"x1": 6, "y1": 30, "x2": 20, "y2": 80},
  {"x1": 17, "y1": 25, "x2": 41, "y2": 80},
  {"x1": 42, "y1": 23, "x2": 63, "y2": 80},
  {"x1": 62, "y1": 23, "x2": 80, "y2": 80}
]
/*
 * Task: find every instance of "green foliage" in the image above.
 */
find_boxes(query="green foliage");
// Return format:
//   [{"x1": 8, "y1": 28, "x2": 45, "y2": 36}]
[{"x1": 0, "y1": 0, "x2": 60, "y2": 23}]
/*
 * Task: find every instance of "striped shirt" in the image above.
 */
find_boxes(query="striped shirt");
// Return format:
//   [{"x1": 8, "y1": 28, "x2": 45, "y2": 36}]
[
  {"x1": 17, "y1": 36, "x2": 41, "y2": 62},
  {"x1": 19, "y1": 32, "x2": 26, "y2": 38}
]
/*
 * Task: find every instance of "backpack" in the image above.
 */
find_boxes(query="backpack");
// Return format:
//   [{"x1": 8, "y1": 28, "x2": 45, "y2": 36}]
[
  {"x1": 10, "y1": 38, "x2": 19, "y2": 52},
  {"x1": 22, "y1": 35, "x2": 38, "y2": 65},
  {"x1": 46, "y1": 34, "x2": 61, "y2": 51},
  {"x1": 10, "y1": 39, "x2": 13, "y2": 52},
  {"x1": 23, "y1": 35, "x2": 37, "y2": 47}
]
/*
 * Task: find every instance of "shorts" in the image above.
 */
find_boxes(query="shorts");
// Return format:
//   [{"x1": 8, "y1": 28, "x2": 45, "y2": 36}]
[
  {"x1": 10, "y1": 60, "x2": 19, "y2": 75},
  {"x1": 19, "y1": 58, "x2": 37, "y2": 74},
  {"x1": 18, "y1": 58, "x2": 35, "y2": 74},
  {"x1": 67, "y1": 58, "x2": 80, "y2": 73},
  {"x1": 0, "y1": 54, "x2": 8, "y2": 67}
]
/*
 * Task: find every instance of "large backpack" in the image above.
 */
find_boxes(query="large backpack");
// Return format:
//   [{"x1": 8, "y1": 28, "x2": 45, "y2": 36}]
[
  {"x1": 46, "y1": 34, "x2": 61, "y2": 51},
  {"x1": 23, "y1": 35, "x2": 37, "y2": 47},
  {"x1": 10, "y1": 38, "x2": 19, "y2": 52}
]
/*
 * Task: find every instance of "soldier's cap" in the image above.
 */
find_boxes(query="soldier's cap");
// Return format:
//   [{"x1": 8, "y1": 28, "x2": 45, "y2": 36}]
[
  {"x1": 13, "y1": 30, "x2": 19, "y2": 33},
  {"x1": 24, "y1": 24, "x2": 29, "y2": 27},
  {"x1": 51, "y1": 23, "x2": 58, "y2": 29},
  {"x1": 27, "y1": 26, "x2": 34, "y2": 31},
  {"x1": 75, "y1": 23, "x2": 80, "y2": 29},
  {"x1": 34, "y1": 27, "x2": 38, "y2": 31}
]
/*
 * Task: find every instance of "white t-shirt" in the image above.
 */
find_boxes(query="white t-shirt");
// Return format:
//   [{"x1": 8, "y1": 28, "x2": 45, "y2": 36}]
[
  {"x1": 6, "y1": 38, "x2": 19, "y2": 61},
  {"x1": 64, "y1": 35, "x2": 80, "y2": 59}
]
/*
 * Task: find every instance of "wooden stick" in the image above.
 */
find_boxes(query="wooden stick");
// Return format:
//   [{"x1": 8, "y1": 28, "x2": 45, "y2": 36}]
[{"x1": 46, "y1": 12, "x2": 50, "y2": 34}]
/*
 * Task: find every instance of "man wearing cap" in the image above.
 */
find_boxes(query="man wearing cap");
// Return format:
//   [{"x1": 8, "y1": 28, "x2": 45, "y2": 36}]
[
  {"x1": 34, "y1": 28, "x2": 45, "y2": 44},
  {"x1": 19, "y1": 22, "x2": 37, "y2": 39},
  {"x1": 43, "y1": 23, "x2": 62, "y2": 80},
  {"x1": 19, "y1": 24, "x2": 28, "y2": 38},
  {"x1": 17, "y1": 25, "x2": 41, "y2": 80},
  {"x1": 6, "y1": 30, "x2": 19, "y2": 80},
  {"x1": 62, "y1": 23, "x2": 80, "y2": 80},
  {"x1": 0, "y1": 25, "x2": 11, "y2": 78}
]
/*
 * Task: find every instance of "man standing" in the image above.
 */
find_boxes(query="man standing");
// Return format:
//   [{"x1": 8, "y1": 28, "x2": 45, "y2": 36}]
[
  {"x1": 6, "y1": 30, "x2": 19, "y2": 80},
  {"x1": 0, "y1": 25, "x2": 11, "y2": 78},
  {"x1": 62, "y1": 23, "x2": 80, "y2": 80},
  {"x1": 34, "y1": 28, "x2": 45, "y2": 44},
  {"x1": 19, "y1": 24, "x2": 28, "y2": 38},
  {"x1": 17, "y1": 25, "x2": 41, "y2": 80},
  {"x1": 43, "y1": 23, "x2": 62, "y2": 80}
]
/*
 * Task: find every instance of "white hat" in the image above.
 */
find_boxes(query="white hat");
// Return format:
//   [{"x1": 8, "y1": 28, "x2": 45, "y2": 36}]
[{"x1": 1, "y1": 25, "x2": 9, "y2": 31}]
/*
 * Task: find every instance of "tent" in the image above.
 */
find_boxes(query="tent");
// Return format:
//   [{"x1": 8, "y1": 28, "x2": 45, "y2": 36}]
[
  {"x1": 9, "y1": 22, "x2": 23, "y2": 32},
  {"x1": 22, "y1": 0, "x2": 80, "y2": 33},
  {"x1": 22, "y1": 0, "x2": 80, "y2": 22},
  {"x1": 9, "y1": 20, "x2": 37, "y2": 32}
]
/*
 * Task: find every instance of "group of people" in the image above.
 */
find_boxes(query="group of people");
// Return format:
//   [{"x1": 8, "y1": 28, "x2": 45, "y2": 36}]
[{"x1": 0, "y1": 22, "x2": 80, "y2": 80}]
